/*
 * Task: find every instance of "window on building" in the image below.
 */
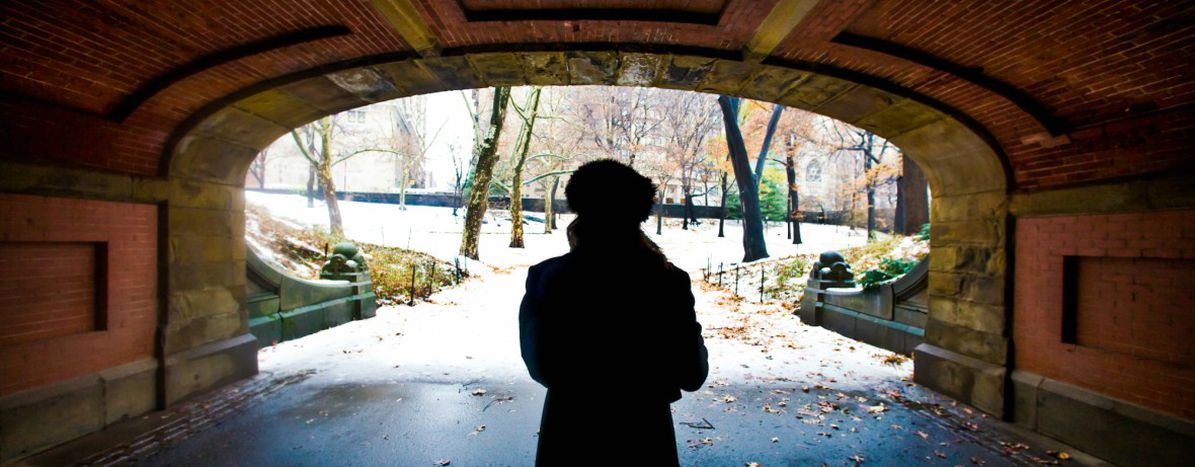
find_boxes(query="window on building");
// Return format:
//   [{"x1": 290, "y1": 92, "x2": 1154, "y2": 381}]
[
  {"x1": 345, "y1": 110, "x2": 366, "y2": 123},
  {"x1": 806, "y1": 161, "x2": 822, "y2": 182}
]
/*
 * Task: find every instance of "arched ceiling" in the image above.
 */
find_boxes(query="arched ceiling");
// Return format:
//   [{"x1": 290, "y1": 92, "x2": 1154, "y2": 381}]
[{"x1": 1, "y1": 0, "x2": 1192, "y2": 190}]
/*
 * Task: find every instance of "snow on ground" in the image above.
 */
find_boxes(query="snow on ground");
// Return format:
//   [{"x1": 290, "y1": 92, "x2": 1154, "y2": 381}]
[
  {"x1": 137, "y1": 192, "x2": 1068, "y2": 466},
  {"x1": 250, "y1": 191, "x2": 908, "y2": 393},
  {"x1": 246, "y1": 191, "x2": 871, "y2": 274}
]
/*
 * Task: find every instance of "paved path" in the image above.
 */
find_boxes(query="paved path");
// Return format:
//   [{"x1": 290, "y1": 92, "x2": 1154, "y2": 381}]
[{"x1": 129, "y1": 263, "x2": 1086, "y2": 466}]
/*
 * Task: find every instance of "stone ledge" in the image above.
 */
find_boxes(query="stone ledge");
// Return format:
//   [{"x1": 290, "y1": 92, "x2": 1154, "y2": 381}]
[
  {"x1": 0, "y1": 358, "x2": 159, "y2": 463},
  {"x1": 1010, "y1": 172, "x2": 1195, "y2": 216},
  {"x1": 1011, "y1": 370, "x2": 1193, "y2": 467},
  {"x1": 163, "y1": 333, "x2": 258, "y2": 406},
  {"x1": 913, "y1": 343, "x2": 1006, "y2": 418}
]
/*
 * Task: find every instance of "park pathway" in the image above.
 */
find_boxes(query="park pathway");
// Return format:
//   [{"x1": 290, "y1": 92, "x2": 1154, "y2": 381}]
[{"x1": 55, "y1": 257, "x2": 1090, "y2": 467}]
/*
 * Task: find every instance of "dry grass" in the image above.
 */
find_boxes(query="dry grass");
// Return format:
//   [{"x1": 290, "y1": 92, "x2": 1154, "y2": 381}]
[{"x1": 246, "y1": 205, "x2": 462, "y2": 306}]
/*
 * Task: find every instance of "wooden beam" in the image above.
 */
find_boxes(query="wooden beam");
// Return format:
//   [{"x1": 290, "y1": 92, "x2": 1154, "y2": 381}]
[
  {"x1": 370, "y1": 0, "x2": 440, "y2": 57},
  {"x1": 744, "y1": 0, "x2": 822, "y2": 61}
]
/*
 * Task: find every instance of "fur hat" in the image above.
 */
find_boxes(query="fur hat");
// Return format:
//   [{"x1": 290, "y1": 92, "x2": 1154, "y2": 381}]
[{"x1": 565, "y1": 159, "x2": 656, "y2": 225}]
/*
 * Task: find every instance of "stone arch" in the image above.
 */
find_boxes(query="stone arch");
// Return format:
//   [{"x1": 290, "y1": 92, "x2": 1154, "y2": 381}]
[{"x1": 166, "y1": 50, "x2": 1010, "y2": 415}]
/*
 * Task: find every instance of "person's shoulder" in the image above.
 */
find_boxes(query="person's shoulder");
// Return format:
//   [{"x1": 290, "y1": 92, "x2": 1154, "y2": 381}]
[
  {"x1": 528, "y1": 253, "x2": 575, "y2": 277},
  {"x1": 664, "y1": 262, "x2": 692, "y2": 284}
]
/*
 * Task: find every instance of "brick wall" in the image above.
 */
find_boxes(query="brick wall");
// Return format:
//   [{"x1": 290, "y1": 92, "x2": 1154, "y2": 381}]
[
  {"x1": 0, "y1": 242, "x2": 99, "y2": 347},
  {"x1": 1014, "y1": 210, "x2": 1195, "y2": 420},
  {"x1": 1071, "y1": 256, "x2": 1193, "y2": 367},
  {"x1": 776, "y1": 0, "x2": 1195, "y2": 191},
  {"x1": 0, "y1": 194, "x2": 158, "y2": 396},
  {"x1": 0, "y1": 1, "x2": 1190, "y2": 190}
]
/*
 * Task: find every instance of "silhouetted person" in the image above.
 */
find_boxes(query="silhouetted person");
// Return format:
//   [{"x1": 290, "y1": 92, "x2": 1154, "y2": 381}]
[{"x1": 519, "y1": 160, "x2": 709, "y2": 466}]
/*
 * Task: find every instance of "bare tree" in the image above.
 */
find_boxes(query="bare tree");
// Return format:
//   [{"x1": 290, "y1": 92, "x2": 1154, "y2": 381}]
[
  {"x1": 506, "y1": 86, "x2": 543, "y2": 248},
  {"x1": 291, "y1": 116, "x2": 345, "y2": 237},
  {"x1": 459, "y1": 87, "x2": 512, "y2": 260},
  {"x1": 825, "y1": 121, "x2": 897, "y2": 240},
  {"x1": 387, "y1": 96, "x2": 443, "y2": 210},
  {"x1": 449, "y1": 140, "x2": 466, "y2": 216},
  {"x1": 766, "y1": 113, "x2": 816, "y2": 245},
  {"x1": 248, "y1": 147, "x2": 270, "y2": 189},
  {"x1": 717, "y1": 96, "x2": 784, "y2": 262},
  {"x1": 530, "y1": 90, "x2": 586, "y2": 233},
  {"x1": 659, "y1": 91, "x2": 720, "y2": 230},
  {"x1": 575, "y1": 87, "x2": 664, "y2": 167}
]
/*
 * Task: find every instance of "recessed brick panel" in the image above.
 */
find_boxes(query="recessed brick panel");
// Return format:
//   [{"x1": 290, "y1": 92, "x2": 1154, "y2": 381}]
[
  {"x1": 1015, "y1": 210, "x2": 1195, "y2": 420},
  {"x1": 0, "y1": 242, "x2": 101, "y2": 347},
  {"x1": 1070, "y1": 256, "x2": 1195, "y2": 367},
  {"x1": 0, "y1": 194, "x2": 157, "y2": 397}
]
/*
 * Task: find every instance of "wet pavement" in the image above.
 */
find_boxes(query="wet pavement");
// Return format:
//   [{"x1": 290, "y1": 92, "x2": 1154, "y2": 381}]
[
  {"x1": 133, "y1": 373, "x2": 1076, "y2": 466},
  {"x1": 43, "y1": 260, "x2": 1095, "y2": 466}
]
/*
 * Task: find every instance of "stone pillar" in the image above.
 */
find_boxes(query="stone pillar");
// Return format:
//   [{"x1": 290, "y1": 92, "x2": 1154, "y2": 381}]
[{"x1": 890, "y1": 119, "x2": 1011, "y2": 419}]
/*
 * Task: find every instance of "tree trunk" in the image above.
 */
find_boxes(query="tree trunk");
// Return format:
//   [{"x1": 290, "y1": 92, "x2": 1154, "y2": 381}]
[
  {"x1": 717, "y1": 96, "x2": 768, "y2": 262},
  {"x1": 655, "y1": 186, "x2": 664, "y2": 235},
  {"x1": 398, "y1": 167, "x2": 409, "y2": 211},
  {"x1": 865, "y1": 153, "x2": 876, "y2": 241},
  {"x1": 896, "y1": 154, "x2": 929, "y2": 235},
  {"x1": 718, "y1": 172, "x2": 727, "y2": 238},
  {"x1": 786, "y1": 196, "x2": 791, "y2": 239},
  {"x1": 543, "y1": 186, "x2": 553, "y2": 234},
  {"x1": 754, "y1": 105, "x2": 784, "y2": 190},
  {"x1": 682, "y1": 189, "x2": 691, "y2": 230},
  {"x1": 317, "y1": 118, "x2": 344, "y2": 238},
  {"x1": 460, "y1": 87, "x2": 511, "y2": 260},
  {"x1": 785, "y1": 135, "x2": 802, "y2": 244},
  {"x1": 251, "y1": 161, "x2": 266, "y2": 189},
  {"x1": 509, "y1": 87, "x2": 541, "y2": 249},
  {"x1": 306, "y1": 164, "x2": 316, "y2": 208},
  {"x1": 544, "y1": 177, "x2": 559, "y2": 233}
]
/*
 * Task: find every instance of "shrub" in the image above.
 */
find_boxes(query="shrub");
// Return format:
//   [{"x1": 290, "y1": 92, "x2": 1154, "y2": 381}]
[
  {"x1": 856, "y1": 257, "x2": 918, "y2": 290},
  {"x1": 245, "y1": 205, "x2": 460, "y2": 306}
]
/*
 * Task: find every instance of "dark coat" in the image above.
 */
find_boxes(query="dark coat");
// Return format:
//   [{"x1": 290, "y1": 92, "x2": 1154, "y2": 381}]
[{"x1": 519, "y1": 248, "x2": 709, "y2": 466}]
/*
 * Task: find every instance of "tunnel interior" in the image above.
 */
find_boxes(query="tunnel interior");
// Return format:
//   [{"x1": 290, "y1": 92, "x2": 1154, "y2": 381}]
[{"x1": 0, "y1": 1, "x2": 1192, "y2": 464}]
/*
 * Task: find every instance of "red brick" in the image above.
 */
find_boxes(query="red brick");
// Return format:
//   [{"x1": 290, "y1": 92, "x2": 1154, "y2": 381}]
[
  {"x1": 0, "y1": 194, "x2": 157, "y2": 397},
  {"x1": 1016, "y1": 211, "x2": 1195, "y2": 420}
]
